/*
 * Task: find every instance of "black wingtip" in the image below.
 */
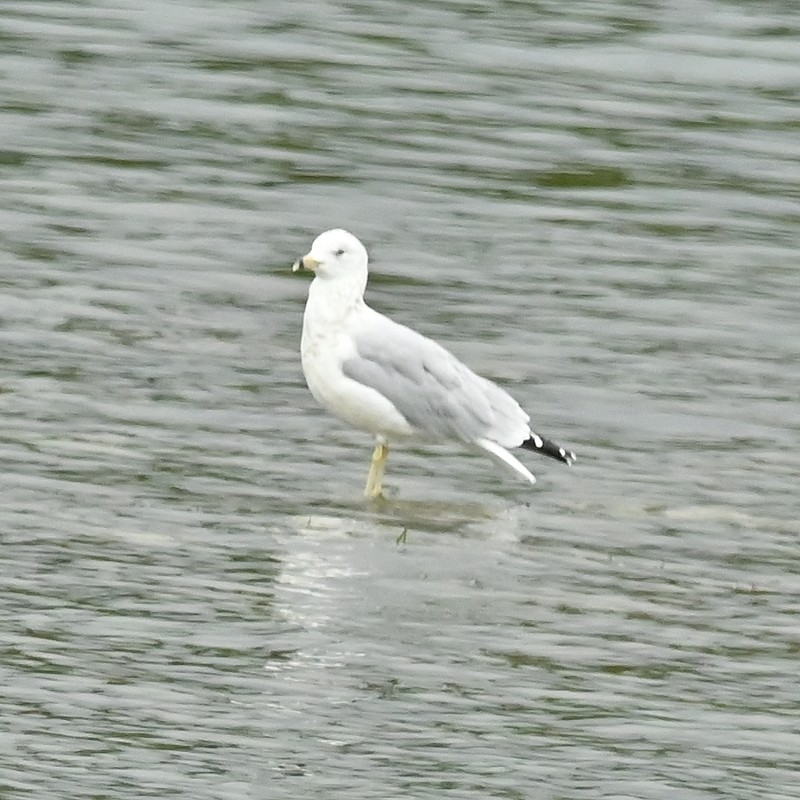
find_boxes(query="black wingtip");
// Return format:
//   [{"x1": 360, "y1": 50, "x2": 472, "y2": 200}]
[{"x1": 520, "y1": 432, "x2": 576, "y2": 465}]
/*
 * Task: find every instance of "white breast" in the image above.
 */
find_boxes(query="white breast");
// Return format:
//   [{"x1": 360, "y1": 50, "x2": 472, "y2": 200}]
[{"x1": 300, "y1": 285, "x2": 413, "y2": 439}]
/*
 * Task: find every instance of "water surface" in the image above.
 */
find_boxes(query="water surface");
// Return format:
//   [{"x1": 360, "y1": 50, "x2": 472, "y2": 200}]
[{"x1": 1, "y1": 2, "x2": 798, "y2": 798}]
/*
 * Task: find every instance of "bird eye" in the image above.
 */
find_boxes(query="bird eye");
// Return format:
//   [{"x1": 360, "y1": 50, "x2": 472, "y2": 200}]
[{"x1": 335, "y1": 248, "x2": 345, "y2": 256}]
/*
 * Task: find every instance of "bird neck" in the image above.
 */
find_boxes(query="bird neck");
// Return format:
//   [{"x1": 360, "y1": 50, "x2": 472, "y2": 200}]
[{"x1": 305, "y1": 272, "x2": 368, "y2": 328}]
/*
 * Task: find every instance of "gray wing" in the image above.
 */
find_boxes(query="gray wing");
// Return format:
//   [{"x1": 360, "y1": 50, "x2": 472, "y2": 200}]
[{"x1": 341, "y1": 316, "x2": 529, "y2": 446}]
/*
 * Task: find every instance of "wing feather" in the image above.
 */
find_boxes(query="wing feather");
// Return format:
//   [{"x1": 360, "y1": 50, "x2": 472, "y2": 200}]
[{"x1": 341, "y1": 313, "x2": 529, "y2": 447}]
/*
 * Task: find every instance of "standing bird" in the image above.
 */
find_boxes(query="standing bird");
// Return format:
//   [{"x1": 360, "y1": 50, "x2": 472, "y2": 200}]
[{"x1": 293, "y1": 229, "x2": 575, "y2": 498}]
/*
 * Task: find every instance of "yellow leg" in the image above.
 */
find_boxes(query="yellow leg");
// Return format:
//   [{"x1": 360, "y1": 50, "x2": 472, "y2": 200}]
[{"x1": 364, "y1": 440, "x2": 389, "y2": 499}]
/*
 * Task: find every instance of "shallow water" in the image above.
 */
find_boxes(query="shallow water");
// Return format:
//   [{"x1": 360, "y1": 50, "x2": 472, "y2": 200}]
[{"x1": 1, "y1": 1, "x2": 798, "y2": 798}]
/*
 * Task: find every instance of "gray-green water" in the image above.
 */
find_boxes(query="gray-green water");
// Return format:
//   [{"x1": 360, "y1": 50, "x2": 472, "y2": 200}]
[{"x1": 2, "y1": 2, "x2": 798, "y2": 798}]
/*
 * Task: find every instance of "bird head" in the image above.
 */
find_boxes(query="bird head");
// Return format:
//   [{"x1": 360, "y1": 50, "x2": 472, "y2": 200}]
[{"x1": 292, "y1": 229, "x2": 369, "y2": 280}]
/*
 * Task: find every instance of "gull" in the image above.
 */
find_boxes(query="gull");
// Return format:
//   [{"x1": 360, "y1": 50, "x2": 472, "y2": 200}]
[{"x1": 293, "y1": 229, "x2": 575, "y2": 498}]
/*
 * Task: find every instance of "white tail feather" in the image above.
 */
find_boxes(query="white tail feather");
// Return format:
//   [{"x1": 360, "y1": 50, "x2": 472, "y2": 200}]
[{"x1": 476, "y1": 438, "x2": 537, "y2": 485}]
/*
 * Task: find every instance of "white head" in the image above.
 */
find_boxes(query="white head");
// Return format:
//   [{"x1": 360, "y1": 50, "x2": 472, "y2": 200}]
[{"x1": 293, "y1": 229, "x2": 369, "y2": 282}]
